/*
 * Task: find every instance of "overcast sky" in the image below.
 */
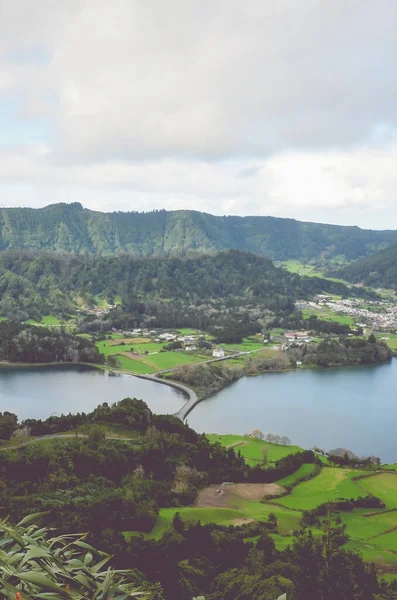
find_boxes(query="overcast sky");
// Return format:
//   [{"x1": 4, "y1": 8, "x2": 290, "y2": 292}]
[{"x1": 1, "y1": 0, "x2": 397, "y2": 228}]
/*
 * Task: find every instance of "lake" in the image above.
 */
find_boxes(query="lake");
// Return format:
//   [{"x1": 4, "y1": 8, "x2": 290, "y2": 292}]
[
  {"x1": 0, "y1": 365, "x2": 186, "y2": 420},
  {"x1": 187, "y1": 359, "x2": 397, "y2": 463},
  {"x1": 1, "y1": 361, "x2": 397, "y2": 462}
]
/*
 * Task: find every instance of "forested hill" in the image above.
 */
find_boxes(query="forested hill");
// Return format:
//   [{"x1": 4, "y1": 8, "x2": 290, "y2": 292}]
[
  {"x1": 0, "y1": 249, "x2": 360, "y2": 321},
  {"x1": 331, "y1": 245, "x2": 397, "y2": 288},
  {"x1": 1, "y1": 202, "x2": 397, "y2": 261}
]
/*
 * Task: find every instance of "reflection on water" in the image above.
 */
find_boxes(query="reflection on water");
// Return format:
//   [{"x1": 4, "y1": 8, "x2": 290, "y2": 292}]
[
  {"x1": 0, "y1": 365, "x2": 185, "y2": 420},
  {"x1": 188, "y1": 360, "x2": 397, "y2": 463}
]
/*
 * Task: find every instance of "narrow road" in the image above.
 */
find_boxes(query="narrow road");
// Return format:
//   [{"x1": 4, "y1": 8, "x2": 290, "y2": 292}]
[
  {"x1": 153, "y1": 347, "x2": 267, "y2": 376},
  {"x1": 113, "y1": 347, "x2": 273, "y2": 422}
]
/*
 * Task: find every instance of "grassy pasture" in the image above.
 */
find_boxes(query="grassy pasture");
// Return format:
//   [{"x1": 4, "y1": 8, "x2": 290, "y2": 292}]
[
  {"x1": 345, "y1": 539, "x2": 397, "y2": 567},
  {"x1": 372, "y1": 529, "x2": 397, "y2": 551},
  {"x1": 26, "y1": 314, "x2": 62, "y2": 326},
  {"x1": 301, "y1": 308, "x2": 355, "y2": 326},
  {"x1": 124, "y1": 500, "x2": 302, "y2": 542},
  {"x1": 97, "y1": 337, "x2": 207, "y2": 373},
  {"x1": 358, "y1": 473, "x2": 397, "y2": 509},
  {"x1": 340, "y1": 509, "x2": 397, "y2": 540},
  {"x1": 206, "y1": 434, "x2": 302, "y2": 465},
  {"x1": 277, "y1": 464, "x2": 317, "y2": 487},
  {"x1": 115, "y1": 355, "x2": 156, "y2": 374},
  {"x1": 274, "y1": 468, "x2": 368, "y2": 510}
]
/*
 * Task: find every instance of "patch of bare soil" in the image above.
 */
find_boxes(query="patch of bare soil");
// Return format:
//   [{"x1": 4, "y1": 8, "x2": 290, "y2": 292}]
[
  {"x1": 230, "y1": 518, "x2": 255, "y2": 526},
  {"x1": 196, "y1": 483, "x2": 285, "y2": 508},
  {"x1": 226, "y1": 441, "x2": 249, "y2": 449},
  {"x1": 120, "y1": 352, "x2": 143, "y2": 359},
  {"x1": 111, "y1": 337, "x2": 151, "y2": 345}
]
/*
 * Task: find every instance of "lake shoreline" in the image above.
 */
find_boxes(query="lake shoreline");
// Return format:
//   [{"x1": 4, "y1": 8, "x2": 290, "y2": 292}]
[{"x1": 0, "y1": 356, "x2": 394, "y2": 424}]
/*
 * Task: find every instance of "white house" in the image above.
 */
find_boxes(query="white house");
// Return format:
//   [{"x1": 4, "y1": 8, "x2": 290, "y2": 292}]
[{"x1": 213, "y1": 348, "x2": 225, "y2": 358}]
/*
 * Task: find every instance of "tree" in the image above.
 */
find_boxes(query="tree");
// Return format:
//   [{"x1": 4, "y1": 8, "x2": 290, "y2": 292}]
[
  {"x1": 280, "y1": 436, "x2": 291, "y2": 446},
  {"x1": 251, "y1": 429, "x2": 264, "y2": 440},
  {"x1": 88, "y1": 426, "x2": 106, "y2": 447},
  {"x1": 0, "y1": 411, "x2": 18, "y2": 440}
]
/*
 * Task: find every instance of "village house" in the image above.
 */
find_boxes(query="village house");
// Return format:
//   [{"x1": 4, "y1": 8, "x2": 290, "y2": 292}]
[{"x1": 213, "y1": 348, "x2": 225, "y2": 358}]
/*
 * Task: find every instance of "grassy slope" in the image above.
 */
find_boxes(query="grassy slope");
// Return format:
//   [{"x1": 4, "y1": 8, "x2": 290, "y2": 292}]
[
  {"x1": 358, "y1": 473, "x2": 397, "y2": 509},
  {"x1": 272, "y1": 468, "x2": 369, "y2": 510},
  {"x1": 276, "y1": 463, "x2": 317, "y2": 487},
  {"x1": 206, "y1": 434, "x2": 303, "y2": 466}
]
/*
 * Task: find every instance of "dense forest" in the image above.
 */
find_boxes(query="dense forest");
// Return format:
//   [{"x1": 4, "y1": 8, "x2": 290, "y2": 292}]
[
  {"x1": 0, "y1": 321, "x2": 103, "y2": 365},
  {"x1": 0, "y1": 202, "x2": 396, "y2": 262},
  {"x1": 289, "y1": 335, "x2": 392, "y2": 367},
  {"x1": 331, "y1": 244, "x2": 397, "y2": 289},
  {"x1": 0, "y1": 248, "x2": 371, "y2": 324},
  {"x1": 0, "y1": 398, "x2": 395, "y2": 599}
]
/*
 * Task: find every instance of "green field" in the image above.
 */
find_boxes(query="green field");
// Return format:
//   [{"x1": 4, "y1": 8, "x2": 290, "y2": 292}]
[
  {"x1": 121, "y1": 454, "x2": 397, "y2": 568},
  {"x1": 94, "y1": 294, "x2": 109, "y2": 308},
  {"x1": 345, "y1": 539, "x2": 397, "y2": 567},
  {"x1": 124, "y1": 500, "x2": 302, "y2": 542},
  {"x1": 301, "y1": 307, "x2": 356, "y2": 326},
  {"x1": 115, "y1": 355, "x2": 156, "y2": 374},
  {"x1": 279, "y1": 260, "x2": 349, "y2": 284},
  {"x1": 274, "y1": 468, "x2": 369, "y2": 510},
  {"x1": 206, "y1": 434, "x2": 302, "y2": 466},
  {"x1": 277, "y1": 464, "x2": 317, "y2": 487},
  {"x1": 96, "y1": 337, "x2": 207, "y2": 373},
  {"x1": 26, "y1": 314, "x2": 62, "y2": 326},
  {"x1": 340, "y1": 509, "x2": 397, "y2": 540},
  {"x1": 358, "y1": 473, "x2": 397, "y2": 509}
]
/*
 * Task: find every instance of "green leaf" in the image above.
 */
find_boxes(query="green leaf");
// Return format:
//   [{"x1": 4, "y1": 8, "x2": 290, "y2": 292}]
[
  {"x1": 17, "y1": 513, "x2": 48, "y2": 527},
  {"x1": 16, "y1": 572, "x2": 65, "y2": 593},
  {"x1": 25, "y1": 546, "x2": 51, "y2": 561},
  {"x1": 1, "y1": 579, "x2": 34, "y2": 600},
  {"x1": 73, "y1": 540, "x2": 97, "y2": 552}
]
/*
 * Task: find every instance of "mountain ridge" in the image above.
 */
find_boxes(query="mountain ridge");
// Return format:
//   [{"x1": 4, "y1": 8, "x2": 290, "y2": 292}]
[
  {"x1": 1, "y1": 203, "x2": 397, "y2": 261},
  {"x1": 331, "y1": 244, "x2": 397, "y2": 288}
]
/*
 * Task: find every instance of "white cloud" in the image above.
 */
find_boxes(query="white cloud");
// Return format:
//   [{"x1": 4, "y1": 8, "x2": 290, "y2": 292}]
[
  {"x1": 1, "y1": 0, "x2": 397, "y2": 226},
  {"x1": 0, "y1": 142, "x2": 397, "y2": 228}
]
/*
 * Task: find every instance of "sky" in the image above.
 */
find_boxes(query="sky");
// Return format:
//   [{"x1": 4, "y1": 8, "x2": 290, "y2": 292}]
[{"x1": 1, "y1": 0, "x2": 397, "y2": 228}]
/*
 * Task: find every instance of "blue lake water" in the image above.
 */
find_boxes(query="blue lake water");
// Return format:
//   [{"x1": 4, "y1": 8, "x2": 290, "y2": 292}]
[
  {"x1": 187, "y1": 360, "x2": 397, "y2": 463},
  {"x1": 1, "y1": 361, "x2": 397, "y2": 462},
  {"x1": 0, "y1": 365, "x2": 185, "y2": 420}
]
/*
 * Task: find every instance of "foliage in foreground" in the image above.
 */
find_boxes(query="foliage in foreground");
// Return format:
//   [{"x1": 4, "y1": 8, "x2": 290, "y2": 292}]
[{"x1": 0, "y1": 513, "x2": 153, "y2": 600}]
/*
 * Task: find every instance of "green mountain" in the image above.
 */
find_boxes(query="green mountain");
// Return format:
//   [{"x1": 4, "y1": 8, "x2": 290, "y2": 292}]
[
  {"x1": 0, "y1": 249, "x2": 360, "y2": 321},
  {"x1": 331, "y1": 244, "x2": 397, "y2": 288},
  {"x1": 0, "y1": 202, "x2": 397, "y2": 261}
]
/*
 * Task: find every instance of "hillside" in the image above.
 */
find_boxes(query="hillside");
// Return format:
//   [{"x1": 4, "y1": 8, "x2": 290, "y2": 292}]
[
  {"x1": 331, "y1": 245, "x2": 397, "y2": 288},
  {"x1": 0, "y1": 249, "x2": 363, "y2": 321},
  {"x1": 0, "y1": 400, "x2": 395, "y2": 599},
  {"x1": 1, "y1": 202, "x2": 397, "y2": 261}
]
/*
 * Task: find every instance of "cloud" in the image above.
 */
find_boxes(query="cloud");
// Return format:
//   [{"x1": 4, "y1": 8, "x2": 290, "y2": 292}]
[
  {"x1": 0, "y1": 142, "x2": 396, "y2": 228},
  {"x1": 0, "y1": 0, "x2": 397, "y2": 227}
]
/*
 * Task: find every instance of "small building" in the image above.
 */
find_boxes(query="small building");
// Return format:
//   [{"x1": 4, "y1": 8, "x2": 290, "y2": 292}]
[{"x1": 213, "y1": 348, "x2": 225, "y2": 358}]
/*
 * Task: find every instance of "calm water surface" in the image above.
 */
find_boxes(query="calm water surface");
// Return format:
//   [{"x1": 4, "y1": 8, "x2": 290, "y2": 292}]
[
  {"x1": 2, "y1": 362, "x2": 397, "y2": 462},
  {"x1": 0, "y1": 365, "x2": 185, "y2": 420},
  {"x1": 188, "y1": 359, "x2": 397, "y2": 463}
]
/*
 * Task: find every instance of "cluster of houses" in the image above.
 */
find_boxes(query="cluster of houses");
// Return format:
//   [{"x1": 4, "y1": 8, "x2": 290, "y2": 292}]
[
  {"x1": 296, "y1": 296, "x2": 397, "y2": 330},
  {"x1": 282, "y1": 330, "x2": 312, "y2": 350},
  {"x1": 120, "y1": 327, "x2": 226, "y2": 357}
]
